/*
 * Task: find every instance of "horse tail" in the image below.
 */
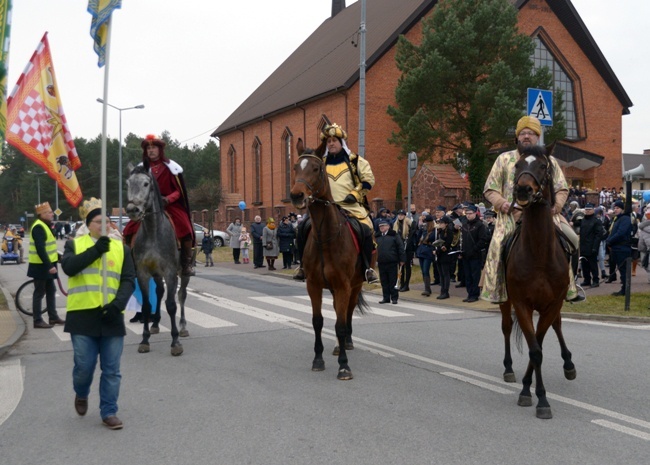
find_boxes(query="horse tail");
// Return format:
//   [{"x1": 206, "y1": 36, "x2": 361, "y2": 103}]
[
  {"x1": 356, "y1": 291, "x2": 371, "y2": 315},
  {"x1": 512, "y1": 317, "x2": 524, "y2": 354}
]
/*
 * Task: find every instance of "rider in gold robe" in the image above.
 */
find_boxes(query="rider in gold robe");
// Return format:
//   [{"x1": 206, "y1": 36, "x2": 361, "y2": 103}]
[{"x1": 294, "y1": 123, "x2": 379, "y2": 283}]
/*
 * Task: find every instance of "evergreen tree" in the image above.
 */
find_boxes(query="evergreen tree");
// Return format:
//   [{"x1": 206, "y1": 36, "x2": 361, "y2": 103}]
[{"x1": 388, "y1": 0, "x2": 563, "y2": 198}]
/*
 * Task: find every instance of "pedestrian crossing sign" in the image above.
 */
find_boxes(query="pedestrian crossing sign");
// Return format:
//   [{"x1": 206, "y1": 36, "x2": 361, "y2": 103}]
[{"x1": 527, "y1": 88, "x2": 553, "y2": 126}]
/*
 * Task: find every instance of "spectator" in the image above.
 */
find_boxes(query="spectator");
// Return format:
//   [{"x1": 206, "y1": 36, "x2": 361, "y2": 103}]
[
  {"x1": 606, "y1": 200, "x2": 632, "y2": 296},
  {"x1": 226, "y1": 218, "x2": 243, "y2": 264},
  {"x1": 579, "y1": 203, "x2": 605, "y2": 288},
  {"x1": 201, "y1": 229, "x2": 214, "y2": 267},
  {"x1": 277, "y1": 216, "x2": 296, "y2": 269},
  {"x1": 459, "y1": 204, "x2": 489, "y2": 302},
  {"x1": 250, "y1": 216, "x2": 265, "y2": 269},
  {"x1": 375, "y1": 219, "x2": 405, "y2": 304}
]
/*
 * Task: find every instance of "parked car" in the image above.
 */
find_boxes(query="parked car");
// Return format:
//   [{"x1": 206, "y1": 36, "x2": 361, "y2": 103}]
[{"x1": 193, "y1": 223, "x2": 227, "y2": 247}]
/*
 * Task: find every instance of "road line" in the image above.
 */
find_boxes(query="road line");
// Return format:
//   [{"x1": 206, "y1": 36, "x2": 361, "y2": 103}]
[
  {"x1": 0, "y1": 359, "x2": 23, "y2": 427},
  {"x1": 563, "y1": 318, "x2": 650, "y2": 330},
  {"x1": 592, "y1": 419, "x2": 650, "y2": 441},
  {"x1": 441, "y1": 372, "x2": 514, "y2": 394},
  {"x1": 183, "y1": 306, "x2": 237, "y2": 328}
]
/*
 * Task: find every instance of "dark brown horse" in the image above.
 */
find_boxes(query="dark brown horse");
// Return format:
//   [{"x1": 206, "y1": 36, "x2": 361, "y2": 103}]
[
  {"x1": 500, "y1": 145, "x2": 576, "y2": 419},
  {"x1": 289, "y1": 139, "x2": 369, "y2": 380}
]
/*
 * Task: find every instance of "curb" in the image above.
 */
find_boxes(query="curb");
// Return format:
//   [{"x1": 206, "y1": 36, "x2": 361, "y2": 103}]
[{"x1": 0, "y1": 284, "x2": 26, "y2": 359}]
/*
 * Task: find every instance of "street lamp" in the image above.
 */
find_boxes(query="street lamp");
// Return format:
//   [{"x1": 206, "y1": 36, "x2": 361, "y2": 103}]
[
  {"x1": 27, "y1": 170, "x2": 47, "y2": 204},
  {"x1": 96, "y1": 98, "x2": 145, "y2": 230}
]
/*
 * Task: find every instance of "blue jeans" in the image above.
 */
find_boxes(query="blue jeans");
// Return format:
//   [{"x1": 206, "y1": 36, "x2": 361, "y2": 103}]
[
  {"x1": 418, "y1": 258, "x2": 433, "y2": 278},
  {"x1": 71, "y1": 334, "x2": 124, "y2": 419}
]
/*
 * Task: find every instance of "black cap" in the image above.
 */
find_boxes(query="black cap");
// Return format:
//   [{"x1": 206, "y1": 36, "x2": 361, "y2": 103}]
[
  {"x1": 436, "y1": 205, "x2": 446, "y2": 212},
  {"x1": 397, "y1": 209, "x2": 406, "y2": 215},
  {"x1": 378, "y1": 219, "x2": 390, "y2": 226},
  {"x1": 484, "y1": 210, "x2": 496, "y2": 217},
  {"x1": 465, "y1": 204, "x2": 478, "y2": 213},
  {"x1": 584, "y1": 203, "x2": 595, "y2": 209},
  {"x1": 453, "y1": 204, "x2": 464, "y2": 211}
]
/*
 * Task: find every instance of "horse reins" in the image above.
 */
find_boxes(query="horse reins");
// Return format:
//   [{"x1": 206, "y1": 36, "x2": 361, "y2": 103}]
[{"x1": 515, "y1": 153, "x2": 551, "y2": 204}]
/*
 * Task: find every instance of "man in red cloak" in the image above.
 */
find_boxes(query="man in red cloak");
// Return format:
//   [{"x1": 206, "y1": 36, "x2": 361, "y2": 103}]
[{"x1": 123, "y1": 134, "x2": 196, "y2": 276}]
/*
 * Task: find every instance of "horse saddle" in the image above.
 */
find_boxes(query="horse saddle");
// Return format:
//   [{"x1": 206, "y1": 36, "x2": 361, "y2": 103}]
[
  {"x1": 337, "y1": 207, "x2": 363, "y2": 255},
  {"x1": 502, "y1": 223, "x2": 575, "y2": 269}
]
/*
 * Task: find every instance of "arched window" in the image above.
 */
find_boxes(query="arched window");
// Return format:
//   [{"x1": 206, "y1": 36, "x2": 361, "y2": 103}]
[
  {"x1": 282, "y1": 128, "x2": 293, "y2": 200},
  {"x1": 228, "y1": 145, "x2": 236, "y2": 193},
  {"x1": 317, "y1": 115, "x2": 331, "y2": 143},
  {"x1": 253, "y1": 137, "x2": 262, "y2": 203},
  {"x1": 532, "y1": 36, "x2": 578, "y2": 139}
]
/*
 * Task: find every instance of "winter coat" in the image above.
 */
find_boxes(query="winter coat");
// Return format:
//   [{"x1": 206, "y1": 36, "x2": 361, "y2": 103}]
[
  {"x1": 277, "y1": 223, "x2": 296, "y2": 253},
  {"x1": 460, "y1": 216, "x2": 490, "y2": 260},
  {"x1": 637, "y1": 219, "x2": 650, "y2": 254},
  {"x1": 606, "y1": 213, "x2": 632, "y2": 252},
  {"x1": 579, "y1": 214, "x2": 605, "y2": 256},
  {"x1": 226, "y1": 222, "x2": 243, "y2": 248},
  {"x1": 250, "y1": 221, "x2": 265, "y2": 244},
  {"x1": 375, "y1": 229, "x2": 406, "y2": 265},
  {"x1": 201, "y1": 236, "x2": 214, "y2": 254},
  {"x1": 262, "y1": 226, "x2": 279, "y2": 257}
]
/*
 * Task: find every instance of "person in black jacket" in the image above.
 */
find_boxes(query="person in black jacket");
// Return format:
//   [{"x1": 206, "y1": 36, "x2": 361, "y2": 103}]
[
  {"x1": 606, "y1": 200, "x2": 632, "y2": 296},
  {"x1": 375, "y1": 219, "x2": 405, "y2": 304},
  {"x1": 277, "y1": 216, "x2": 296, "y2": 269},
  {"x1": 459, "y1": 205, "x2": 490, "y2": 302},
  {"x1": 392, "y1": 210, "x2": 414, "y2": 291},
  {"x1": 579, "y1": 203, "x2": 605, "y2": 288},
  {"x1": 434, "y1": 216, "x2": 455, "y2": 300}
]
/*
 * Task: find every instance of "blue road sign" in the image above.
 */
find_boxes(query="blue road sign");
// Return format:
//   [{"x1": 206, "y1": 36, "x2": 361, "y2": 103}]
[{"x1": 527, "y1": 88, "x2": 553, "y2": 126}]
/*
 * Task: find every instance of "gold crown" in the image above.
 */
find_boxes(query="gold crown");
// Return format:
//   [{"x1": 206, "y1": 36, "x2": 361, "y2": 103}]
[
  {"x1": 79, "y1": 197, "x2": 103, "y2": 220},
  {"x1": 320, "y1": 123, "x2": 347, "y2": 141}
]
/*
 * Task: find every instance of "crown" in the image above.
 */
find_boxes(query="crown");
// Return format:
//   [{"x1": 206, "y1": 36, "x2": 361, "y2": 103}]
[
  {"x1": 79, "y1": 197, "x2": 103, "y2": 220},
  {"x1": 320, "y1": 123, "x2": 347, "y2": 141},
  {"x1": 35, "y1": 202, "x2": 52, "y2": 215}
]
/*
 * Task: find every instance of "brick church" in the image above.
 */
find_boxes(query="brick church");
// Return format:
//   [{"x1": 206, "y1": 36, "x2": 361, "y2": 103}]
[{"x1": 212, "y1": 0, "x2": 632, "y2": 225}]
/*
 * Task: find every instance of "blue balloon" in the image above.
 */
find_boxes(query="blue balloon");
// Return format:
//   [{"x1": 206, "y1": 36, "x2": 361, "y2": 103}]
[
  {"x1": 238, "y1": 201, "x2": 247, "y2": 211},
  {"x1": 643, "y1": 191, "x2": 650, "y2": 203}
]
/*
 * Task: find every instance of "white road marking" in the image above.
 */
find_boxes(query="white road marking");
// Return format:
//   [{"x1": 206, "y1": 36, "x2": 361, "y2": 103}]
[
  {"x1": 0, "y1": 359, "x2": 23, "y2": 426},
  {"x1": 182, "y1": 306, "x2": 237, "y2": 328},
  {"x1": 189, "y1": 291, "x2": 300, "y2": 323},
  {"x1": 441, "y1": 372, "x2": 514, "y2": 395},
  {"x1": 592, "y1": 419, "x2": 650, "y2": 441},
  {"x1": 296, "y1": 295, "x2": 414, "y2": 317},
  {"x1": 563, "y1": 318, "x2": 650, "y2": 330},
  {"x1": 251, "y1": 296, "x2": 339, "y2": 320}
]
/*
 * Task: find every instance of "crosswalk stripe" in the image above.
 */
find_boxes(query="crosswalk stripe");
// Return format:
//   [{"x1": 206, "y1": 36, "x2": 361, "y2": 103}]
[
  {"x1": 302, "y1": 296, "x2": 413, "y2": 317},
  {"x1": 188, "y1": 291, "x2": 300, "y2": 323},
  {"x1": 294, "y1": 295, "x2": 458, "y2": 315},
  {"x1": 183, "y1": 306, "x2": 237, "y2": 328},
  {"x1": 250, "y1": 296, "x2": 341, "y2": 320}
]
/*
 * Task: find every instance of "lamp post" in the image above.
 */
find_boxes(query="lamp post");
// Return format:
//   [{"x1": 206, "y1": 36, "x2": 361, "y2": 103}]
[
  {"x1": 96, "y1": 98, "x2": 145, "y2": 230},
  {"x1": 27, "y1": 170, "x2": 47, "y2": 204}
]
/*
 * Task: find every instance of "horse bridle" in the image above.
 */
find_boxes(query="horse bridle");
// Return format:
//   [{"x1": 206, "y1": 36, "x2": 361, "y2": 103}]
[
  {"x1": 514, "y1": 153, "x2": 551, "y2": 203},
  {"x1": 294, "y1": 154, "x2": 331, "y2": 206},
  {"x1": 130, "y1": 170, "x2": 162, "y2": 221}
]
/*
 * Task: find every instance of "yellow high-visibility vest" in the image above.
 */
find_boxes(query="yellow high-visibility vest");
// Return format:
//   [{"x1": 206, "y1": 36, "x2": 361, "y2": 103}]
[
  {"x1": 66, "y1": 235, "x2": 124, "y2": 311},
  {"x1": 28, "y1": 219, "x2": 58, "y2": 264}
]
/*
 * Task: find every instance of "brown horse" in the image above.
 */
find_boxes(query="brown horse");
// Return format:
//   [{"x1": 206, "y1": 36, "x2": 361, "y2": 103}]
[
  {"x1": 289, "y1": 139, "x2": 369, "y2": 380},
  {"x1": 500, "y1": 145, "x2": 576, "y2": 419}
]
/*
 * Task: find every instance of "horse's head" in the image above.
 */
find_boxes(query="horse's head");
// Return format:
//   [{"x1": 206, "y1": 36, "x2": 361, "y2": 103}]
[
  {"x1": 126, "y1": 163, "x2": 161, "y2": 221},
  {"x1": 513, "y1": 145, "x2": 554, "y2": 207},
  {"x1": 290, "y1": 138, "x2": 331, "y2": 209}
]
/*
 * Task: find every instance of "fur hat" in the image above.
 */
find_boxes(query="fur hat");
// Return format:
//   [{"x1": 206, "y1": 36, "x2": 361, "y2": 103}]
[
  {"x1": 515, "y1": 116, "x2": 542, "y2": 137},
  {"x1": 35, "y1": 202, "x2": 52, "y2": 216}
]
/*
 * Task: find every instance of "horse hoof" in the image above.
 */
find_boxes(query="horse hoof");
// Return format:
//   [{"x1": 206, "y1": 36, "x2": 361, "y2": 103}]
[
  {"x1": 536, "y1": 407, "x2": 553, "y2": 419},
  {"x1": 564, "y1": 368, "x2": 577, "y2": 380},
  {"x1": 150, "y1": 326, "x2": 160, "y2": 335},
  {"x1": 332, "y1": 346, "x2": 340, "y2": 356},
  {"x1": 138, "y1": 344, "x2": 150, "y2": 353},
  {"x1": 337, "y1": 368, "x2": 353, "y2": 380},
  {"x1": 503, "y1": 372, "x2": 516, "y2": 383},
  {"x1": 312, "y1": 360, "x2": 325, "y2": 371},
  {"x1": 171, "y1": 344, "x2": 183, "y2": 356},
  {"x1": 179, "y1": 329, "x2": 189, "y2": 338},
  {"x1": 345, "y1": 342, "x2": 354, "y2": 350},
  {"x1": 517, "y1": 395, "x2": 533, "y2": 407}
]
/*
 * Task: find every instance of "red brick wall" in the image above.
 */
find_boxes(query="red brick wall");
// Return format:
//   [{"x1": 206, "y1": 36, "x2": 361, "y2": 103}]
[{"x1": 219, "y1": 0, "x2": 625, "y2": 215}]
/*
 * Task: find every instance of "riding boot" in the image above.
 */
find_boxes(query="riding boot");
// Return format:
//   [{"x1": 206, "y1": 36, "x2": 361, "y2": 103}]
[
  {"x1": 421, "y1": 276, "x2": 431, "y2": 296},
  {"x1": 180, "y1": 238, "x2": 195, "y2": 276},
  {"x1": 269, "y1": 259, "x2": 276, "y2": 271},
  {"x1": 362, "y1": 225, "x2": 379, "y2": 284}
]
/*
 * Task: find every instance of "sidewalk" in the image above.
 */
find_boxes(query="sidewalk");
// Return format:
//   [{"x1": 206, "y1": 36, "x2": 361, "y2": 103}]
[{"x1": 2, "y1": 258, "x2": 649, "y2": 358}]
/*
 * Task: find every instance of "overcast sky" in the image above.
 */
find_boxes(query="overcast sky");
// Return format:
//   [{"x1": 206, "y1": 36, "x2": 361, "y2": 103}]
[{"x1": 6, "y1": 0, "x2": 649, "y2": 153}]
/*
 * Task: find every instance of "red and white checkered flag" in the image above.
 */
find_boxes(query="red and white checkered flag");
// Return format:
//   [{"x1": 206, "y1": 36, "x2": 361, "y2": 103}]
[{"x1": 7, "y1": 32, "x2": 82, "y2": 207}]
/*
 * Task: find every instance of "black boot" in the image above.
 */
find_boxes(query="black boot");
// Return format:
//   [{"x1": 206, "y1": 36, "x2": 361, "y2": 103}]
[
  {"x1": 180, "y1": 238, "x2": 195, "y2": 276},
  {"x1": 421, "y1": 276, "x2": 431, "y2": 296},
  {"x1": 362, "y1": 225, "x2": 379, "y2": 284}
]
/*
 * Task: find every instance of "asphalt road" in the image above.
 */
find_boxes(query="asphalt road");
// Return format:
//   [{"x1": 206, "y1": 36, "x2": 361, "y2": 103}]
[{"x1": 0, "y1": 260, "x2": 649, "y2": 464}]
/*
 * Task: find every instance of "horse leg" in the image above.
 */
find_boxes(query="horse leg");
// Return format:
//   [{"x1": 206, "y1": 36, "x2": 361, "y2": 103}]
[
  {"x1": 500, "y1": 301, "x2": 516, "y2": 382},
  {"x1": 552, "y1": 314, "x2": 576, "y2": 380},
  {"x1": 150, "y1": 277, "x2": 163, "y2": 335},
  {"x1": 138, "y1": 278, "x2": 152, "y2": 353},
  {"x1": 165, "y1": 275, "x2": 183, "y2": 356},
  {"x1": 529, "y1": 308, "x2": 558, "y2": 419},
  {"x1": 307, "y1": 284, "x2": 324, "y2": 371},
  {"x1": 178, "y1": 276, "x2": 190, "y2": 338},
  {"x1": 344, "y1": 287, "x2": 363, "y2": 350},
  {"x1": 515, "y1": 308, "x2": 536, "y2": 408},
  {"x1": 334, "y1": 289, "x2": 353, "y2": 380}
]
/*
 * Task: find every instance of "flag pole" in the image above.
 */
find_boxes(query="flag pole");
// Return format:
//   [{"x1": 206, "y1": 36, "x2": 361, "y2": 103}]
[{"x1": 99, "y1": 16, "x2": 113, "y2": 305}]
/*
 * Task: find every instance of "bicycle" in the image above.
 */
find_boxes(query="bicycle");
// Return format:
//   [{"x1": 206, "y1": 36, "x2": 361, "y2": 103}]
[{"x1": 15, "y1": 277, "x2": 68, "y2": 316}]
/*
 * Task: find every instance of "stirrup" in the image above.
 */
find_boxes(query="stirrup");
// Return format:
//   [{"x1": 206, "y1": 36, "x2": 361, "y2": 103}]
[{"x1": 365, "y1": 268, "x2": 379, "y2": 284}]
